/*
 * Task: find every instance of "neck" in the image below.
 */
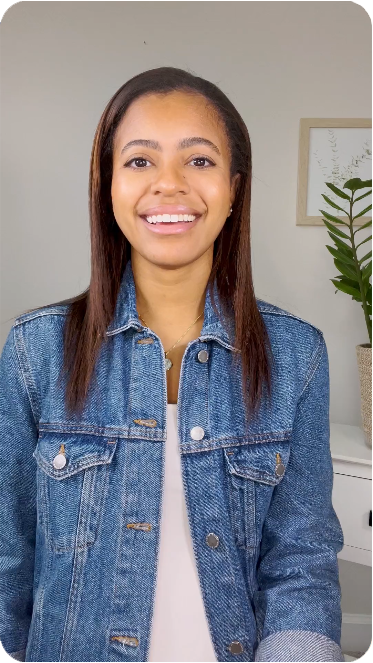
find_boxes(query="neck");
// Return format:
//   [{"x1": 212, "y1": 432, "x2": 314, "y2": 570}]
[{"x1": 131, "y1": 249, "x2": 213, "y2": 329}]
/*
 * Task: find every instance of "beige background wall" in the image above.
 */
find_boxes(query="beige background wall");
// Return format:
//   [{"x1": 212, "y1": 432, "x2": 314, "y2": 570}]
[{"x1": 0, "y1": 0, "x2": 371, "y2": 625}]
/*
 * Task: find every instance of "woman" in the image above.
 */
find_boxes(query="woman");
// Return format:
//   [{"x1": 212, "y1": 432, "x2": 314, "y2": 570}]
[{"x1": 0, "y1": 67, "x2": 345, "y2": 663}]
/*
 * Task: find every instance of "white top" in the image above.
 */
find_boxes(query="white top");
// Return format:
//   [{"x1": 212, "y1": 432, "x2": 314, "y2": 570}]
[{"x1": 148, "y1": 404, "x2": 217, "y2": 662}]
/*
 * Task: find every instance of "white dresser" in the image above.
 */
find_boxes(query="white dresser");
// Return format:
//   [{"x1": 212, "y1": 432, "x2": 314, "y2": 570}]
[{"x1": 331, "y1": 423, "x2": 372, "y2": 566}]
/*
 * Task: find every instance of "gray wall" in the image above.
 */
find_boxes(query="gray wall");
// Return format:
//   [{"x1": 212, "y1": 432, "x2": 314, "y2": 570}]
[{"x1": 1, "y1": 0, "x2": 371, "y2": 620}]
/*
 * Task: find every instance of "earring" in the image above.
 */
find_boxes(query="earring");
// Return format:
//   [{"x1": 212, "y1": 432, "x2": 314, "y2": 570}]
[{"x1": 229, "y1": 206, "x2": 233, "y2": 215}]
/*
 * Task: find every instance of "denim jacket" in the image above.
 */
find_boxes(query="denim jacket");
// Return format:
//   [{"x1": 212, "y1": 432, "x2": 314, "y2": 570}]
[{"x1": 0, "y1": 259, "x2": 345, "y2": 662}]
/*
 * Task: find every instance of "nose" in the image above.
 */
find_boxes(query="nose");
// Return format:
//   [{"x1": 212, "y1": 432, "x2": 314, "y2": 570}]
[{"x1": 149, "y1": 162, "x2": 190, "y2": 195}]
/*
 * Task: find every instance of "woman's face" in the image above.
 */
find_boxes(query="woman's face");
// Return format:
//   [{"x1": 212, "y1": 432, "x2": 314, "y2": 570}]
[{"x1": 111, "y1": 91, "x2": 240, "y2": 267}]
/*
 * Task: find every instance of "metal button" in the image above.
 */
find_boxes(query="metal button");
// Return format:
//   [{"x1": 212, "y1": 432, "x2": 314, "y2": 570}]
[
  {"x1": 197, "y1": 349, "x2": 209, "y2": 363},
  {"x1": 137, "y1": 337, "x2": 154, "y2": 345},
  {"x1": 110, "y1": 635, "x2": 139, "y2": 647},
  {"x1": 228, "y1": 641, "x2": 244, "y2": 655},
  {"x1": 275, "y1": 453, "x2": 285, "y2": 477},
  {"x1": 275, "y1": 462, "x2": 285, "y2": 477},
  {"x1": 133, "y1": 418, "x2": 157, "y2": 427},
  {"x1": 190, "y1": 426, "x2": 205, "y2": 440},
  {"x1": 206, "y1": 532, "x2": 219, "y2": 548},
  {"x1": 52, "y1": 453, "x2": 66, "y2": 469}
]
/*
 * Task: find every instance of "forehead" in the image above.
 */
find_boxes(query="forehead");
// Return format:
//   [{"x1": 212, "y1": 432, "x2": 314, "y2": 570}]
[{"x1": 113, "y1": 91, "x2": 229, "y2": 156}]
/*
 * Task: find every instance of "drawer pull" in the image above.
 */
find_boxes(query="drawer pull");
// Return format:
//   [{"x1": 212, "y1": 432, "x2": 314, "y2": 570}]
[{"x1": 369, "y1": 510, "x2": 372, "y2": 527}]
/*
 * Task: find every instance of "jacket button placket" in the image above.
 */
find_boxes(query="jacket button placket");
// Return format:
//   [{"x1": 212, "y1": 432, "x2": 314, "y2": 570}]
[
  {"x1": 178, "y1": 343, "x2": 253, "y2": 661},
  {"x1": 108, "y1": 329, "x2": 166, "y2": 662}
]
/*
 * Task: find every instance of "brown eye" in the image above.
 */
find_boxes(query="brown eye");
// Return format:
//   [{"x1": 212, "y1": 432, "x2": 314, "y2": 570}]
[
  {"x1": 124, "y1": 158, "x2": 151, "y2": 169},
  {"x1": 189, "y1": 157, "x2": 215, "y2": 168}
]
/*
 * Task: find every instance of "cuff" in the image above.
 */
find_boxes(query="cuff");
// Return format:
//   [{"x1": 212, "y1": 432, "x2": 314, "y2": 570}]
[
  {"x1": 254, "y1": 630, "x2": 345, "y2": 661},
  {"x1": 9, "y1": 650, "x2": 26, "y2": 662}
]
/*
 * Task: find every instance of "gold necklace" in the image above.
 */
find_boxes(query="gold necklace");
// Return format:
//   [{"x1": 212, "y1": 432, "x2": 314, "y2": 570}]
[{"x1": 138, "y1": 312, "x2": 204, "y2": 370}]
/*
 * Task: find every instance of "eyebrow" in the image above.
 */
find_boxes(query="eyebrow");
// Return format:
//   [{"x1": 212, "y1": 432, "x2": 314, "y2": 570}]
[{"x1": 120, "y1": 137, "x2": 221, "y2": 156}]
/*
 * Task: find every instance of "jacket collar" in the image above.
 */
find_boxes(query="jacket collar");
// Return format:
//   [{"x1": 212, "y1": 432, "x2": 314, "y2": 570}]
[{"x1": 105, "y1": 258, "x2": 239, "y2": 352}]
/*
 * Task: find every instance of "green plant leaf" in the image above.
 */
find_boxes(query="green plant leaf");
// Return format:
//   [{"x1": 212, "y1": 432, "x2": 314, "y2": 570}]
[
  {"x1": 355, "y1": 189, "x2": 372, "y2": 203},
  {"x1": 319, "y1": 208, "x2": 350, "y2": 225},
  {"x1": 327, "y1": 232, "x2": 354, "y2": 256},
  {"x1": 321, "y1": 194, "x2": 349, "y2": 214},
  {"x1": 366, "y1": 283, "x2": 372, "y2": 305},
  {"x1": 334, "y1": 258, "x2": 359, "y2": 280},
  {"x1": 354, "y1": 220, "x2": 372, "y2": 234},
  {"x1": 334, "y1": 275, "x2": 360, "y2": 289},
  {"x1": 362, "y1": 261, "x2": 372, "y2": 281},
  {"x1": 322, "y1": 218, "x2": 350, "y2": 239},
  {"x1": 356, "y1": 234, "x2": 372, "y2": 248},
  {"x1": 335, "y1": 276, "x2": 363, "y2": 303},
  {"x1": 359, "y1": 250, "x2": 372, "y2": 264},
  {"x1": 344, "y1": 178, "x2": 372, "y2": 192},
  {"x1": 353, "y1": 204, "x2": 372, "y2": 220},
  {"x1": 326, "y1": 245, "x2": 356, "y2": 267},
  {"x1": 331, "y1": 278, "x2": 362, "y2": 299},
  {"x1": 361, "y1": 278, "x2": 372, "y2": 298},
  {"x1": 325, "y1": 183, "x2": 351, "y2": 200}
]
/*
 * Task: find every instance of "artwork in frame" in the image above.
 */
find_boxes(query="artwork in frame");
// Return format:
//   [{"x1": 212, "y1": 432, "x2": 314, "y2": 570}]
[{"x1": 296, "y1": 118, "x2": 372, "y2": 226}]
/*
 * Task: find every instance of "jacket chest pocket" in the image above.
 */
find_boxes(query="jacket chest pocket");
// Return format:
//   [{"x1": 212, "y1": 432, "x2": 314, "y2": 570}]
[
  {"x1": 223, "y1": 438, "x2": 291, "y2": 552},
  {"x1": 33, "y1": 431, "x2": 118, "y2": 553}
]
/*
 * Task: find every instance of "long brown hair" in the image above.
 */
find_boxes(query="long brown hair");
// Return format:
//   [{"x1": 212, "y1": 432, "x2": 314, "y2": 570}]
[{"x1": 20, "y1": 66, "x2": 274, "y2": 423}]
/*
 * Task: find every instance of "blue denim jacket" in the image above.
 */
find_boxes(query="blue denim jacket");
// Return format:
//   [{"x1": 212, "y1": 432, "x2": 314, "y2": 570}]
[{"x1": 0, "y1": 259, "x2": 345, "y2": 662}]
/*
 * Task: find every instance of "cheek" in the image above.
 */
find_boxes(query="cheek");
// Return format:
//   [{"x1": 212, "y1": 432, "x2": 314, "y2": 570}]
[
  {"x1": 111, "y1": 170, "x2": 141, "y2": 204},
  {"x1": 111, "y1": 180, "x2": 134, "y2": 228},
  {"x1": 199, "y1": 177, "x2": 230, "y2": 204},
  {"x1": 210, "y1": 215, "x2": 229, "y2": 241},
  {"x1": 111, "y1": 175, "x2": 129, "y2": 202}
]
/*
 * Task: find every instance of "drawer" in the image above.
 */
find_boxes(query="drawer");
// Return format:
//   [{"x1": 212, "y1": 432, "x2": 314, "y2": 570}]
[{"x1": 332, "y1": 473, "x2": 371, "y2": 551}]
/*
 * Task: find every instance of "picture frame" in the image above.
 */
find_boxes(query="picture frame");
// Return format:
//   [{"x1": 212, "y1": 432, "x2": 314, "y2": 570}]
[{"x1": 296, "y1": 118, "x2": 372, "y2": 226}]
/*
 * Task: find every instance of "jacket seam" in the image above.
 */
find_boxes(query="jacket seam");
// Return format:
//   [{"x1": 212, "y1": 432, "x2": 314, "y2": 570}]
[
  {"x1": 13, "y1": 325, "x2": 40, "y2": 428},
  {"x1": 14, "y1": 308, "x2": 68, "y2": 325},
  {"x1": 257, "y1": 307, "x2": 323, "y2": 334},
  {"x1": 13, "y1": 303, "x2": 323, "y2": 335},
  {"x1": 298, "y1": 331, "x2": 325, "y2": 400}
]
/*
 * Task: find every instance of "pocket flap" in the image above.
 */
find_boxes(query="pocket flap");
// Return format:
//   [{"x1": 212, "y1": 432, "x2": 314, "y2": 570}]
[
  {"x1": 224, "y1": 440, "x2": 291, "y2": 485},
  {"x1": 33, "y1": 432, "x2": 118, "y2": 480}
]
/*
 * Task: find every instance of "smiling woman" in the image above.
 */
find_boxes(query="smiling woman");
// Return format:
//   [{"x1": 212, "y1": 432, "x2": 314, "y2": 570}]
[
  {"x1": 110, "y1": 90, "x2": 240, "y2": 279},
  {"x1": 0, "y1": 66, "x2": 345, "y2": 663}
]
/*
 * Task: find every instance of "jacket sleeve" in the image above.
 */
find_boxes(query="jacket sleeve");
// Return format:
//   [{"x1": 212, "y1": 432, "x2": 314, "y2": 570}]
[
  {"x1": 0, "y1": 324, "x2": 39, "y2": 662},
  {"x1": 253, "y1": 332, "x2": 345, "y2": 662}
]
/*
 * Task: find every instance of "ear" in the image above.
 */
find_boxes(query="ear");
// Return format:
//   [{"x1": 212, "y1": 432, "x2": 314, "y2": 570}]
[{"x1": 230, "y1": 172, "x2": 241, "y2": 204}]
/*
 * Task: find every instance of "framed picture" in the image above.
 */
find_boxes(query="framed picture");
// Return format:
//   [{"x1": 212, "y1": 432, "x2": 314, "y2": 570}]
[{"x1": 296, "y1": 118, "x2": 372, "y2": 226}]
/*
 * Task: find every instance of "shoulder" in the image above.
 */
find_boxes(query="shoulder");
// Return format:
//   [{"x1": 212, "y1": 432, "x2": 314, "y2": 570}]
[
  {"x1": 256, "y1": 298, "x2": 324, "y2": 338},
  {"x1": 9, "y1": 304, "x2": 70, "y2": 364},
  {"x1": 255, "y1": 298, "x2": 326, "y2": 378},
  {"x1": 13, "y1": 303, "x2": 70, "y2": 328}
]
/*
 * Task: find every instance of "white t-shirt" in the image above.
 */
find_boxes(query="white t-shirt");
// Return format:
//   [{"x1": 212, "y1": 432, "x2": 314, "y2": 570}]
[{"x1": 148, "y1": 403, "x2": 217, "y2": 662}]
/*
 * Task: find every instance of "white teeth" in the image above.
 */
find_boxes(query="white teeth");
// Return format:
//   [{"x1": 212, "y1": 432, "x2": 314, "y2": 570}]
[{"x1": 144, "y1": 213, "x2": 198, "y2": 224}]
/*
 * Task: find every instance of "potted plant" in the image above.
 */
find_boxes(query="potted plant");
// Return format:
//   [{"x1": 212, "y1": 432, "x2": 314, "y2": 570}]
[{"x1": 320, "y1": 177, "x2": 372, "y2": 448}]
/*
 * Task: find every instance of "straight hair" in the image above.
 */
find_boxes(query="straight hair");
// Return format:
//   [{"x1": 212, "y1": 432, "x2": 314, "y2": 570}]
[{"x1": 20, "y1": 66, "x2": 274, "y2": 425}]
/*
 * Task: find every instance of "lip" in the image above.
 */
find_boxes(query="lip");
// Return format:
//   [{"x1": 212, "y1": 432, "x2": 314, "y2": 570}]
[
  {"x1": 139, "y1": 205, "x2": 204, "y2": 216},
  {"x1": 139, "y1": 213, "x2": 202, "y2": 235}
]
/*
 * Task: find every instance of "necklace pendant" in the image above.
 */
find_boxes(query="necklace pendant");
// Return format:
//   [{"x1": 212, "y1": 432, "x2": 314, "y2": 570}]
[{"x1": 165, "y1": 357, "x2": 173, "y2": 371}]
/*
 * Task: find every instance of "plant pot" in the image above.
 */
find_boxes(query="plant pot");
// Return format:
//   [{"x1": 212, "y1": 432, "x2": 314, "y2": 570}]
[{"x1": 356, "y1": 343, "x2": 372, "y2": 449}]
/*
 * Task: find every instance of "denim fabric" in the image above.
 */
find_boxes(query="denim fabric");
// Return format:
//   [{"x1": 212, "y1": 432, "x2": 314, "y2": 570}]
[{"x1": 0, "y1": 258, "x2": 345, "y2": 662}]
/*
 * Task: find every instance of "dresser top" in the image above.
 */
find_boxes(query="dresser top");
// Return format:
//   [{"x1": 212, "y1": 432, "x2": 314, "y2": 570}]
[{"x1": 330, "y1": 422, "x2": 372, "y2": 466}]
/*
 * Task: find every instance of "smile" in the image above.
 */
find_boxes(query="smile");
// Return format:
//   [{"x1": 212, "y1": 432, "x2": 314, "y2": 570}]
[
  {"x1": 142, "y1": 213, "x2": 198, "y2": 224},
  {"x1": 139, "y1": 213, "x2": 202, "y2": 235}
]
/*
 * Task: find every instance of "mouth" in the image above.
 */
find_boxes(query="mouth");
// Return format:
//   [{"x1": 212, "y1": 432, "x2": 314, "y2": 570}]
[{"x1": 138, "y1": 213, "x2": 203, "y2": 234}]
